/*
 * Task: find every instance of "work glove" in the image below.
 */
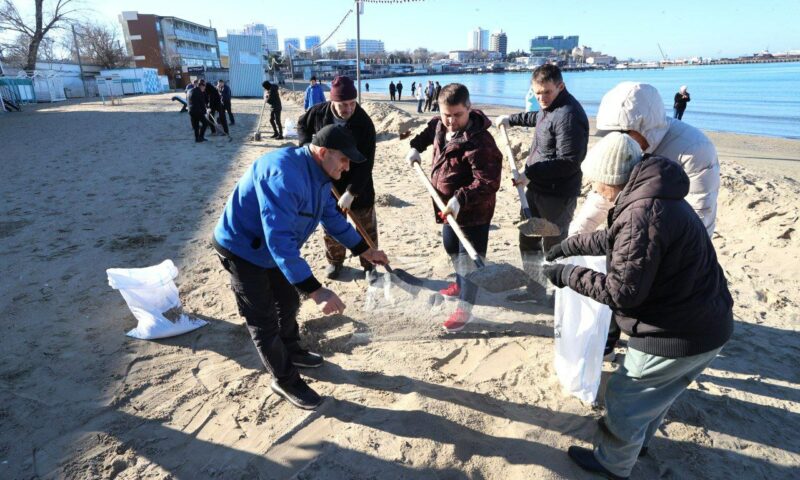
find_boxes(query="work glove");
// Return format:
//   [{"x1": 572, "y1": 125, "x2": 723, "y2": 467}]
[
  {"x1": 545, "y1": 241, "x2": 572, "y2": 261},
  {"x1": 511, "y1": 169, "x2": 529, "y2": 188},
  {"x1": 337, "y1": 190, "x2": 354, "y2": 210},
  {"x1": 406, "y1": 148, "x2": 421, "y2": 167},
  {"x1": 439, "y1": 196, "x2": 460, "y2": 221},
  {"x1": 494, "y1": 115, "x2": 511, "y2": 129},
  {"x1": 543, "y1": 263, "x2": 574, "y2": 289}
]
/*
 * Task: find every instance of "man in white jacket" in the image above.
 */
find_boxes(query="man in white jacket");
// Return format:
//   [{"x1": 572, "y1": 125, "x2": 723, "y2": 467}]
[{"x1": 569, "y1": 82, "x2": 719, "y2": 238}]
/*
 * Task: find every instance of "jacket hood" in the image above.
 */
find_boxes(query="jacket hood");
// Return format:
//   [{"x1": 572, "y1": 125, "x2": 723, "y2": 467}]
[
  {"x1": 464, "y1": 109, "x2": 493, "y2": 137},
  {"x1": 614, "y1": 155, "x2": 689, "y2": 218},
  {"x1": 596, "y1": 82, "x2": 669, "y2": 154}
]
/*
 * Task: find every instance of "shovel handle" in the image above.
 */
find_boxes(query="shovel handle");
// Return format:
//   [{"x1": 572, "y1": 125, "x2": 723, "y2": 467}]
[
  {"x1": 331, "y1": 187, "x2": 394, "y2": 273},
  {"x1": 499, "y1": 124, "x2": 534, "y2": 219},
  {"x1": 412, "y1": 162, "x2": 485, "y2": 269}
]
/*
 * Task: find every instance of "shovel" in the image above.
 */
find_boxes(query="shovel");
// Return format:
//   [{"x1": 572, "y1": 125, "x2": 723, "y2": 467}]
[
  {"x1": 252, "y1": 99, "x2": 267, "y2": 141},
  {"x1": 411, "y1": 163, "x2": 528, "y2": 293},
  {"x1": 331, "y1": 188, "x2": 425, "y2": 295},
  {"x1": 497, "y1": 124, "x2": 561, "y2": 237}
]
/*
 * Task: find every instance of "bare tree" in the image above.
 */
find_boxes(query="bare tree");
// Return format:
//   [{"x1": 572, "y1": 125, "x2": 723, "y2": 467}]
[
  {"x1": 67, "y1": 21, "x2": 130, "y2": 68},
  {"x1": 0, "y1": 0, "x2": 79, "y2": 71},
  {"x1": 412, "y1": 47, "x2": 430, "y2": 64}
]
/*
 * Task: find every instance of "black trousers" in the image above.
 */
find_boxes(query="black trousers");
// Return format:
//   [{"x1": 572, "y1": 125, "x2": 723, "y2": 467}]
[
  {"x1": 217, "y1": 252, "x2": 302, "y2": 385},
  {"x1": 269, "y1": 108, "x2": 282, "y2": 136},
  {"x1": 442, "y1": 223, "x2": 490, "y2": 305},
  {"x1": 223, "y1": 100, "x2": 235, "y2": 124},
  {"x1": 211, "y1": 104, "x2": 229, "y2": 134},
  {"x1": 190, "y1": 113, "x2": 211, "y2": 141}
]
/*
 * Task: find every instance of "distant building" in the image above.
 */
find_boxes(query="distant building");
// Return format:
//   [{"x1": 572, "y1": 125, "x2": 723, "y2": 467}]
[
  {"x1": 490, "y1": 31, "x2": 507, "y2": 57},
  {"x1": 119, "y1": 11, "x2": 220, "y2": 88},
  {"x1": 243, "y1": 23, "x2": 279, "y2": 53},
  {"x1": 336, "y1": 39, "x2": 384, "y2": 55},
  {"x1": 449, "y1": 50, "x2": 477, "y2": 62},
  {"x1": 305, "y1": 35, "x2": 321, "y2": 51},
  {"x1": 469, "y1": 27, "x2": 489, "y2": 51},
  {"x1": 218, "y1": 37, "x2": 229, "y2": 68},
  {"x1": 530, "y1": 35, "x2": 579, "y2": 53},
  {"x1": 284, "y1": 37, "x2": 301, "y2": 54}
]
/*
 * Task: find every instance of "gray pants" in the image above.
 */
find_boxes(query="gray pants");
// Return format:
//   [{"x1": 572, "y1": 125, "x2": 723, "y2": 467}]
[{"x1": 594, "y1": 346, "x2": 723, "y2": 477}]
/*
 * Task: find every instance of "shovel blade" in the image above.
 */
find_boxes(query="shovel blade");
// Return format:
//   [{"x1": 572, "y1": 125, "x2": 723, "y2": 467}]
[{"x1": 516, "y1": 217, "x2": 561, "y2": 237}]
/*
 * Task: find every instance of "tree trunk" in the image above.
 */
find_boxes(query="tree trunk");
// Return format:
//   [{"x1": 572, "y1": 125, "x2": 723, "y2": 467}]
[{"x1": 25, "y1": 35, "x2": 42, "y2": 72}]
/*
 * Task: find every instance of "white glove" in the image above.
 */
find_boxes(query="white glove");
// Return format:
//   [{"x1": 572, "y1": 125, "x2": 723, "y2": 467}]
[
  {"x1": 406, "y1": 148, "x2": 421, "y2": 167},
  {"x1": 511, "y1": 170, "x2": 530, "y2": 188},
  {"x1": 442, "y1": 196, "x2": 460, "y2": 218},
  {"x1": 337, "y1": 190, "x2": 354, "y2": 210},
  {"x1": 494, "y1": 115, "x2": 511, "y2": 129}
]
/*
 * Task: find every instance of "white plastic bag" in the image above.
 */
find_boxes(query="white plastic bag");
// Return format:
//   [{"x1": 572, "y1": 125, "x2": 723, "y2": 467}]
[
  {"x1": 553, "y1": 255, "x2": 611, "y2": 403},
  {"x1": 107, "y1": 259, "x2": 207, "y2": 340},
  {"x1": 284, "y1": 119, "x2": 297, "y2": 138}
]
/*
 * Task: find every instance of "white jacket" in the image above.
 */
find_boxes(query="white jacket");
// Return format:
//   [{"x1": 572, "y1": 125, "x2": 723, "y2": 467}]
[{"x1": 569, "y1": 82, "x2": 719, "y2": 237}]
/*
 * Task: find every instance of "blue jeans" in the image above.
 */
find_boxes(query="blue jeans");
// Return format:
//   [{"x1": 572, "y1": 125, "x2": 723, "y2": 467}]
[{"x1": 442, "y1": 223, "x2": 489, "y2": 305}]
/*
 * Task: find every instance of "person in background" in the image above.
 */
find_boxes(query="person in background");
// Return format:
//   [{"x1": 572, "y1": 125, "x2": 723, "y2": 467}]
[
  {"x1": 396, "y1": 80, "x2": 403, "y2": 101},
  {"x1": 304, "y1": 76, "x2": 326, "y2": 111},
  {"x1": 544, "y1": 132, "x2": 732, "y2": 480},
  {"x1": 524, "y1": 84, "x2": 539, "y2": 113},
  {"x1": 365, "y1": 82, "x2": 369, "y2": 92},
  {"x1": 204, "y1": 80, "x2": 229, "y2": 139},
  {"x1": 217, "y1": 79, "x2": 234, "y2": 125},
  {"x1": 431, "y1": 81, "x2": 442, "y2": 112},
  {"x1": 296, "y1": 76, "x2": 379, "y2": 280},
  {"x1": 213, "y1": 125, "x2": 389, "y2": 410},
  {"x1": 406, "y1": 83, "x2": 502, "y2": 332},
  {"x1": 415, "y1": 82, "x2": 425, "y2": 113},
  {"x1": 424, "y1": 80, "x2": 435, "y2": 112},
  {"x1": 389, "y1": 81, "x2": 396, "y2": 101},
  {"x1": 494, "y1": 64, "x2": 589, "y2": 304},
  {"x1": 188, "y1": 80, "x2": 211, "y2": 143},
  {"x1": 674, "y1": 85, "x2": 690, "y2": 120},
  {"x1": 411, "y1": 81, "x2": 416, "y2": 97},
  {"x1": 262, "y1": 80, "x2": 283, "y2": 139}
]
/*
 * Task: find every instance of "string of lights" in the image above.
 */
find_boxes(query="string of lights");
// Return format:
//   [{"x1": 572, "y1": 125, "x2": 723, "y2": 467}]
[{"x1": 308, "y1": 8, "x2": 354, "y2": 53}]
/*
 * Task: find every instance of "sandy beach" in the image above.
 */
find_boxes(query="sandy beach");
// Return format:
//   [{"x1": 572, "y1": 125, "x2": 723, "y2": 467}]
[{"x1": 0, "y1": 91, "x2": 798, "y2": 479}]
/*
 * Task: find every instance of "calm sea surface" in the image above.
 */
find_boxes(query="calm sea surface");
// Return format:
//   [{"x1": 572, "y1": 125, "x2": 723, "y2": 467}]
[{"x1": 358, "y1": 63, "x2": 800, "y2": 139}]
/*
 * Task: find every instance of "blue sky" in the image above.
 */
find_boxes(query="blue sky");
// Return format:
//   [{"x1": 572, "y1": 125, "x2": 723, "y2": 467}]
[{"x1": 51, "y1": 0, "x2": 800, "y2": 59}]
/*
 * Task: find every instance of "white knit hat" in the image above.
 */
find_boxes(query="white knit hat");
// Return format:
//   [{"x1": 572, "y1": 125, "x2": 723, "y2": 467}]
[{"x1": 581, "y1": 132, "x2": 643, "y2": 185}]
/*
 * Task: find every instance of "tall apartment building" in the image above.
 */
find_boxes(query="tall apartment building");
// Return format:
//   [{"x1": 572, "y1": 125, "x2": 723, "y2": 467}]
[
  {"x1": 468, "y1": 27, "x2": 489, "y2": 51},
  {"x1": 530, "y1": 35, "x2": 579, "y2": 53},
  {"x1": 305, "y1": 35, "x2": 321, "y2": 51},
  {"x1": 490, "y1": 31, "x2": 508, "y2": 57},
  {"x1": 336, "y1": 39, "x2": 384, "y2": 55},
  {"x1": 284, "y1": 38, "x2": 301, "y2": 53},
  {"x1": 119, "y1": 11, "x2": 220, "y2": 88},
  {"x1": 243, "y1": 23, "x2": 279, "y2": 53}
]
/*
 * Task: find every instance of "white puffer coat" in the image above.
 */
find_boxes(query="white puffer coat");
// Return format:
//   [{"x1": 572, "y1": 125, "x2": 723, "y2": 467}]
[{"x1": 569, "y1": 82, "x2": 719, "y2": 237}]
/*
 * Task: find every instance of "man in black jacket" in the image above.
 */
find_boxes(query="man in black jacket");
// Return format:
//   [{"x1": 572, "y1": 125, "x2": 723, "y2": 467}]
[
  {"x1": 217, "y1": 79, "x2": 234, "y2": 125},
  {"x1": 543, "y1": 132, "x2": 733, "y2": 480},
  {"x1": 495, "y1": 64, "x2": 589, "y2": 303},
  {"x1": 396, "y1": 81, "x2": 403, "y2": 101},
  {"x1": 296, "y1": 76, "x2": 378, "y2": 279},
  {"x1": 204, "y1": 81, "x2": 228, "y2": 137},
  {"x1": 188, "y1": 80, "x2": 211, "y2": 142},
  {"x1": 262, "y1": 80, "x2": 283, "y2": 139}
]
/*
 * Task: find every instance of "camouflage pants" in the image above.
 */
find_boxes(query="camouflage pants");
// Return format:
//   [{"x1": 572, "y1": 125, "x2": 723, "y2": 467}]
[{"x1": 324, "y1": 205, "x2": 378, "y2": 269}]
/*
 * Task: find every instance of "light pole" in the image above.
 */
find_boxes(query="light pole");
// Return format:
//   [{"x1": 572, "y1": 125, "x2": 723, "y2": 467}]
[{"x1": 355, "y1": 0, "x2": 362, "y2": 103}]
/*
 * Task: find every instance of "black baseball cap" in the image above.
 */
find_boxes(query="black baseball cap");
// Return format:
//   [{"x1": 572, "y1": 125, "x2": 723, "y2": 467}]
[{"x1": 311, "y1": 125, "x2": 367, "y2": 164}]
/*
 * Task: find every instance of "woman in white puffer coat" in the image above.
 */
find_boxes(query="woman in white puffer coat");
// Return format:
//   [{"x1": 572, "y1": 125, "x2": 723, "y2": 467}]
[{"x1": 569, "y1": 82, "x2": 720, "y2": 238}]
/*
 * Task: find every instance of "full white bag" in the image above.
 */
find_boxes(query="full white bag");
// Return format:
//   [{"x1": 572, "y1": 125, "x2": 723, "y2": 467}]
[
  {"x1": 284, "y1": 119, "x2": 297, "y2": 138},
  {"x1": 107, "y1": 259, "x2": 207, "y2": 340},
  {"x1": 553, "y1": 255, "x2": 611, "y2": 403}
]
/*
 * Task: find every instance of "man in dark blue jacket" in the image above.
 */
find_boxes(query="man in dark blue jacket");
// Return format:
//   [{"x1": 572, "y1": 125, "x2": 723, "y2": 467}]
[
  {"x1": 213, "y1": 125, "x2": 389, "y2": 409},
  {"x1": 217, "y1": 79, "x2": 234, "y2": 125},
  {"x1": 495, "y1": 64, "x2": 589, "y2": 303},
  {"x1": 188, "y1": 80, "x2": 211, "y2": 142}
]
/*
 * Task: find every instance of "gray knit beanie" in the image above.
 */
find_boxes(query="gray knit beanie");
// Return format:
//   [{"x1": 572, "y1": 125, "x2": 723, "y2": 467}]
[{"x1": 581, "y1": 132, "x2": 643, "y2": 185}]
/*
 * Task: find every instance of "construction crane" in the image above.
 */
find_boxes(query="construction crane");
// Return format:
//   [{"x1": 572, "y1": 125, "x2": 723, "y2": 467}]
[{"x1": 657, "y1": 43, "x2": 669, "y2": 62}]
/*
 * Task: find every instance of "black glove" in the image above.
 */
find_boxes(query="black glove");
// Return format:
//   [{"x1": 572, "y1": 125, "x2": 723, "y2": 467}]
[
  {"x1": 543, "y1": 263, "x2": 574, "y2": 289},
  {"x1": 545, "y1": 243, "x2": 565, "y2": 262}
]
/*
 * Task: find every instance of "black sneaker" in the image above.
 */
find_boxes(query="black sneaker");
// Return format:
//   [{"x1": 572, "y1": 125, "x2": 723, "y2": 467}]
[
  {"x1": 270, "y1": 379, "x2": 323, "y2": 410},
  {"x1": 567, "y1": 446, "x2": 628, "y2": 480},
  {"x1": 506, "y1": 291, "x2": 538, "y2": 304},
  {"x1": 325, "y1": 264, "x2": 343, "y2": 279},
  {"x1": 290, "y1": 350, "x2": 323, "y2": 368}
]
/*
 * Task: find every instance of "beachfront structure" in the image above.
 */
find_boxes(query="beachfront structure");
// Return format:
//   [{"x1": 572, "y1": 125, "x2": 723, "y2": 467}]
[
  {"x1": 490, "y1": 31, "x2": 508, "y2": 57},
  {"x1": 218, "y1": 38, "x2": 229, "y2": 68},
  {"x1": 530, "y1": 35, "x2": 579, "y2": 53},
  {"x1": 227, "y1": 34, "x2": 265, "y2": 97},
  {"x1": 243, "y1": 23, "x2": 279, "y2": 53},
  {"x1": 119, "y1": 11, "x2": 221, "y2": 88},
  {"x1": 284, "y1": 38, "x2": 301, "y2": 53},
  {"x1": 469, "y1": 27, "x2": 489, "y2": 51},
  {"x1": 336, "y1": 39, "x2": 385, "y2": 55},
  {"x1": 305, "y1": 35, "x2": 321, "y2": 51}
]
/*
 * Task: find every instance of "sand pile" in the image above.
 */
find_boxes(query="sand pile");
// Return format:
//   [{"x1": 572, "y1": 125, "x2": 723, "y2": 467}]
[
  {"x1": 361, "y1": 101, "x2": 425, "y2": 137},
  {"x1": 279, "y1": 88, "x2": 305, "y2": 106},
  {"x1": 374, "y1": 193, "x2": 411, "y2": 208}
]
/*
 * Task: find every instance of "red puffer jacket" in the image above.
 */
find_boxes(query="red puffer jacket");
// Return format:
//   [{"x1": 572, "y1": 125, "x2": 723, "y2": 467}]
[{"x1": 409, "y1": 110, "x2": 502, "y2": 226}]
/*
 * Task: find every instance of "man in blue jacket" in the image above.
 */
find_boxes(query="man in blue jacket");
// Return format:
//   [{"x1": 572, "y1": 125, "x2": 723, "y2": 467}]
[
  {"x1": 213, "y1": 125, "x2": 389, "y2": 409},
  {"x1": 303, "y1": 76, "x2": 326, "y2": 111}
]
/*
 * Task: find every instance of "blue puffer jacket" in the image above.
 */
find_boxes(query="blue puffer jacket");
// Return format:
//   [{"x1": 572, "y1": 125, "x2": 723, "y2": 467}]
[
  {"x1": 214, "y1": 146, "x2": 367, "y2": 292},
  {"x1": 304, "y1": 83, "x2": 326, "y2": 110}
]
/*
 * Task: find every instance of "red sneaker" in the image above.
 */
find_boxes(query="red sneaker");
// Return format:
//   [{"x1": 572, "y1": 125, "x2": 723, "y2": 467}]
[
  {"x1": 442, "y1": 308, "x2": 472, "y2": 333},
  {"x1": 439, "y1": 282, "x2": 461, "y2": 297}
]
